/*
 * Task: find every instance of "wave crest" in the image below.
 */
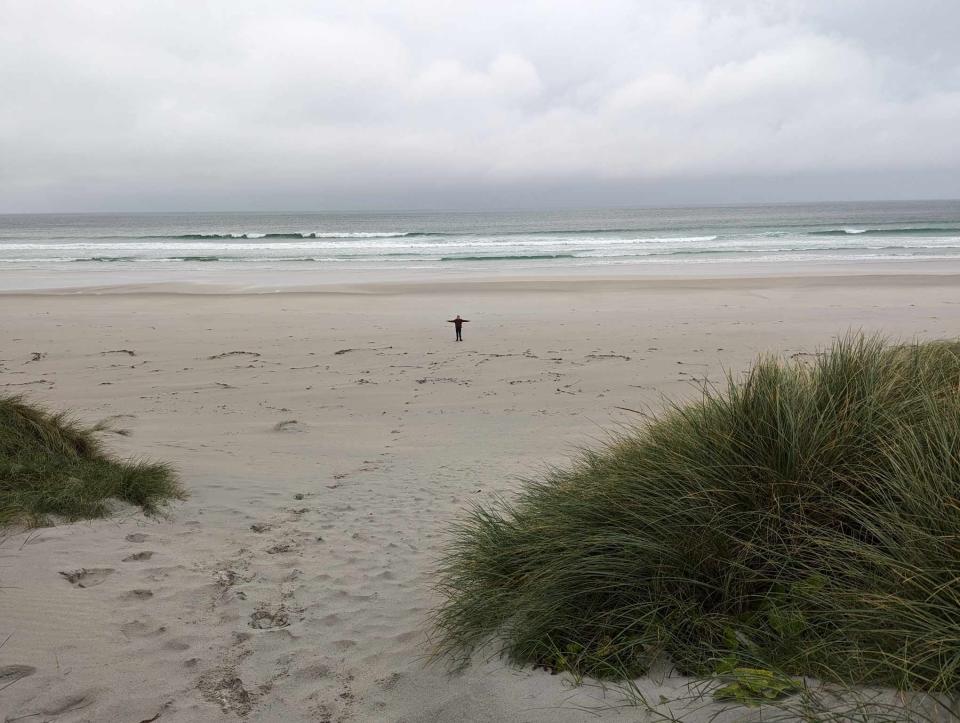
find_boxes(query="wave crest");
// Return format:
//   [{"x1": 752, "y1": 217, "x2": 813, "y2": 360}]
[{"x1": 808, "y1": 227, "x2": 959, "y2": 236}]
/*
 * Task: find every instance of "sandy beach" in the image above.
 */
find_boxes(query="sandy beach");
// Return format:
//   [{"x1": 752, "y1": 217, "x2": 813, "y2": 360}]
[{"x1": 2, "y1": 271, "x2": 959, "y2": 722}]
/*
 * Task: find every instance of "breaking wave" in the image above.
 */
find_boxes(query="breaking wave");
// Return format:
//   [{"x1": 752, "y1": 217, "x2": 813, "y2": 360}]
[{"x1": 808, "y1": 227, "x2": 960, "y2": 236}]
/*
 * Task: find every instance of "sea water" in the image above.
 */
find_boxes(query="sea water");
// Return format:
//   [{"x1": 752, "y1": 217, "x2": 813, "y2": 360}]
[{"x1": 2, "y1": 201, "x2": 960, "y2": 287}]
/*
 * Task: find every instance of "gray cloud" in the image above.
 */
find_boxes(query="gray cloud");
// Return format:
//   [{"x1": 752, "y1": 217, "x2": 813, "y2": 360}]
[{"x1": 2, "y1": 0, "x2": 959, "y2": 211}]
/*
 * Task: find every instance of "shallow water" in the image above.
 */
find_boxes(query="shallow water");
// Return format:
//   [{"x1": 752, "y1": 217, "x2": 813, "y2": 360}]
[{"x1": 3, "y1": 201, "x2": 960, "y2": 288}]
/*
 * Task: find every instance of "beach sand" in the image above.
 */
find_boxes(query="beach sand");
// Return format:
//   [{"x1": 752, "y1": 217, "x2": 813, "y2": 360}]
[{"x1": 1, "y1": 273, "x2": 958, "y2": 722}]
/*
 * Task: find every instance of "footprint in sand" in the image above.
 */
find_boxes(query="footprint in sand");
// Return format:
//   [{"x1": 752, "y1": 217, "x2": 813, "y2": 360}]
[
  {"x1": 121, "y1": 589, "x2": 154, "y2": 600},
  {"x1": 30, "y1": 690, "x2": 98, "y2": 717},
  {"x1": 198, "y1": 672, "x2": 254, "y2": 716},
  {"x1": 99, "y1": 413, "x2": 137, "y2": 424},
  {"x1": 375, "y1": 671, "x2": 404, "y2": 691},
  {"x1": 122, "y1": 551, "x2": 155, "y2": 562},
  {"x1": 207, "y1": 350, "x2": 260, "y2": 360},
  {"x1": 125, "y1": 532, "x2": 149, "y2": 543},
  {"x1": 266, "y1": 542, "x2": 295, "y2": 555},
  {"x1": 0, "y1": 664, "x2": 36, "y2": 686},
  {"x1": 120, "y1": 619, "x2": 167, "y2": 638},
  {"x1": 60, "y1": 568, "x2": 114, "y2": 588},
  {"x1": 249, "y1": 607, "x2": 290, "y2": 629}
]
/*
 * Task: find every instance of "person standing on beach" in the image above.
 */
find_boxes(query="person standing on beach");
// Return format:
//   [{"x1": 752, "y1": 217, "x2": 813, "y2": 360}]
[{"x1": 448, "y1": 315, "x2": 469, "y2": 341}]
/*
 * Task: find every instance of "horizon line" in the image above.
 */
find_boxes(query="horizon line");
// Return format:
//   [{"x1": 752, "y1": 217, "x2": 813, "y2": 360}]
[{"x1": 3, "y1": 197, "x2": 960, "y2": 217}]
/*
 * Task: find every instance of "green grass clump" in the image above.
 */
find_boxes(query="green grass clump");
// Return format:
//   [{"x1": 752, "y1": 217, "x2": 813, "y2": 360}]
[
  {"x1": 433, "y1": 335, "x2": 960, "y2": 696},
  {"x1": 0, "y1": 394, "x2": 183, "y2": 526}
]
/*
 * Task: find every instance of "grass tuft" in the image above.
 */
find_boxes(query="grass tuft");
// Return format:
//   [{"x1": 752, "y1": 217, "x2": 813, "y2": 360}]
[
  {"x1": 0, "y1": 394, "x2": 184, "y2": 526},
  {"x1": 433, "y1": 334, "x2": 960, "y2": 700}
]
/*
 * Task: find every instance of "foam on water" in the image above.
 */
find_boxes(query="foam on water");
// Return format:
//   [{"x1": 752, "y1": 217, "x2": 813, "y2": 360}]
[{"x1": 2, "y1": 203, "x2": 960, "y2": 276}]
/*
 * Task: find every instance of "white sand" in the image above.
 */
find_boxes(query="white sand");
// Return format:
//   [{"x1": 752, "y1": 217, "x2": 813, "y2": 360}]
[{"x1": 1, "y1": 272, "x2": 958, "y2": 722}]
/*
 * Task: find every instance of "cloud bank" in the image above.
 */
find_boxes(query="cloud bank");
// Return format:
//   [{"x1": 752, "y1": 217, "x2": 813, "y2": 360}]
[{"x1": 2, "y1": 0, "x2": 959, "y2": 211}]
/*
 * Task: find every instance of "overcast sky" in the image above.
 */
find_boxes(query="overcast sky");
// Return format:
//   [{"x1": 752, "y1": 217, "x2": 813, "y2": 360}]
[{"x1": 2, "y1": 0, "x2": 960, "y2": 212}]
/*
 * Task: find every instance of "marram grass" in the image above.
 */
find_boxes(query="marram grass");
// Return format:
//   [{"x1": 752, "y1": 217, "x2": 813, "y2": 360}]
[
  {"x1": 433, "y1": 335, "x2": 960, "y2": 700},
  {"x1": 0, "y1": 394, "x2": 183, "y2": 526}
]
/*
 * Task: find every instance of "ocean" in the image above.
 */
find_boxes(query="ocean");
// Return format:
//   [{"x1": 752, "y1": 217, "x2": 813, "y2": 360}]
[{"x1": 2, "y1": 201, "x2": 960, "y2": 286}]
